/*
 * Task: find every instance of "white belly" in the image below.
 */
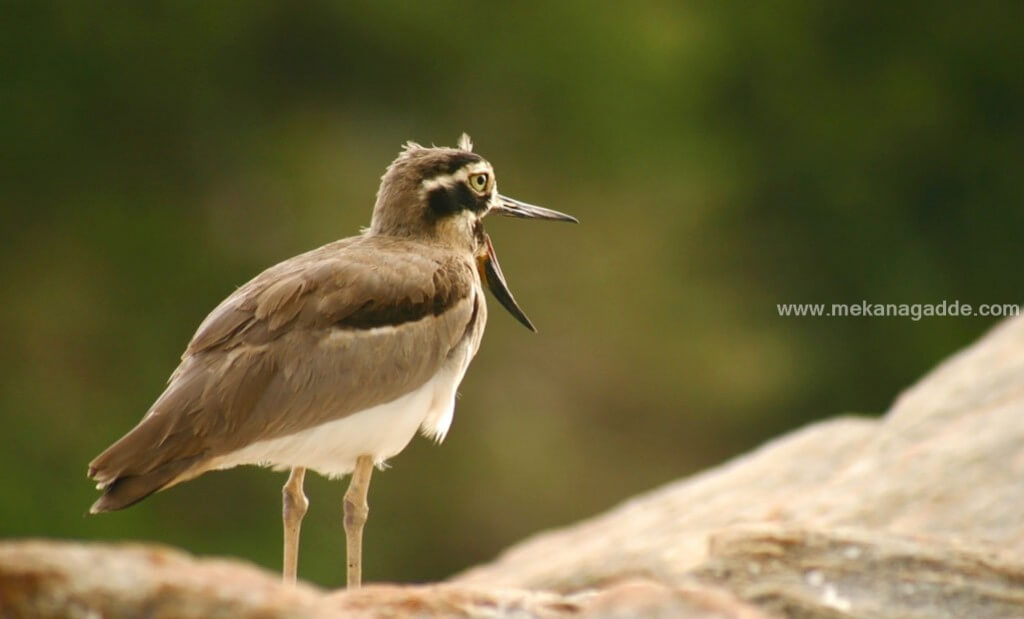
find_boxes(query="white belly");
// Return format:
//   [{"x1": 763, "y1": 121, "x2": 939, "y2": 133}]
[{"x1": 208, "y1": 341, "x2": 474, "y2": 479}]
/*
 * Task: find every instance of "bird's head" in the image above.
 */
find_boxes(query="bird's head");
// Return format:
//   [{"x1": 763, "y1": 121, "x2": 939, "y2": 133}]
[{"x1": 370, "y1": 134, "x2": 577, "y2": 331}]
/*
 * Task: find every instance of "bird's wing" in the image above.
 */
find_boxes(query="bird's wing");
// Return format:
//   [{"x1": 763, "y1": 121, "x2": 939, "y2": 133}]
[{"x1": 89, "y1": 236, "x2": 480, "y2": 489}]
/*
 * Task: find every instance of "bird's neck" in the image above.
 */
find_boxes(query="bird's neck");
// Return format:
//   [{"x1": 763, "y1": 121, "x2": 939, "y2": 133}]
[{"x1": 368, "y1": 211, "x2": 480, "y2": 255}]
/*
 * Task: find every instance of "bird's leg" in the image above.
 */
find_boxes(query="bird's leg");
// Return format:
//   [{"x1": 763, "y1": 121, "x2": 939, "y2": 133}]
[
  {"x1": 343, "y1": 455, "x2": 374, "y2": 588},
  {"x1": 282, "y1": 466, "x2": 308, "y2": 584}
]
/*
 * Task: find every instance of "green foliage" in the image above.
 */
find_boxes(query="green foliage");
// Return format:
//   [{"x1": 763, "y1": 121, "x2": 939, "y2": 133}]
[{"x1": 2, "y1": 2, "x2": 1021, "y2": 586}]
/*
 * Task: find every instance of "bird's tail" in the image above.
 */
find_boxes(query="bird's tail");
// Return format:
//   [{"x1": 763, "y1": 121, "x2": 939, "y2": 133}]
[
  {"x1": 88, "y1": 355, "x2": 216, "y2": 513},
  {"x1": 88, "y1": 453, "x2": 203, "y2": 513},
  {"x1": 88, "y1": 403, "x2": 208, "y2": 514}
]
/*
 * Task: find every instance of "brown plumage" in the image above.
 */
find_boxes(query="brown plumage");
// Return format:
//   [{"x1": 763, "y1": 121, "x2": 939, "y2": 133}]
[
  {"x1": 89, "y1": 236, "x2": 479, "y2": 512},
  {"x1": 87, "y1": 134, "x2": 576, "y2": 586}
]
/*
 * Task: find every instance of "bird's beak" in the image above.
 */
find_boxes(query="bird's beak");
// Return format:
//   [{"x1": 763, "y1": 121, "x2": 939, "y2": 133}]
[
  {"x1": 478, "y1": 233, "x2": 537, "y2": 332},
  {"x1": 491, "y1": 194, "x2": 579, "y2": 223}
]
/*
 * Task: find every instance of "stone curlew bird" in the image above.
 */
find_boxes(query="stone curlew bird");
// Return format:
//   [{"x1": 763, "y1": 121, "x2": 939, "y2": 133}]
[{"x1": 87, "y1": 134, "x2": 576, "y2": 587}]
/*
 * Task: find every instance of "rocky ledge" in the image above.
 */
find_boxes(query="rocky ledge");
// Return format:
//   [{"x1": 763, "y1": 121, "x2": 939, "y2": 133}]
[{"x1": 4, "y1": 314, "x2": 1024, "y2": 618}]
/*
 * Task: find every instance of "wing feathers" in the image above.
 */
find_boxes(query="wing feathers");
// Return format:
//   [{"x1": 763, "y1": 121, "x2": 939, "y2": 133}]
[
  {"x1": 255, "y1": 275, "x2": 308, "y2": 330},
  {"x1": 88, "y1": 236, "x2": 480, "y2": 508}
]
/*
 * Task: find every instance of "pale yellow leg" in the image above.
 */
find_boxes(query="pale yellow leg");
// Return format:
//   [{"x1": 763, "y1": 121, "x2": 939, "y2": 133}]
[
  {"x1": 343, "y1": 455, "x2": 374, "y2": 588},
  {"x1": 282, "y1": 467, "x2": 308, "y2": 584}
]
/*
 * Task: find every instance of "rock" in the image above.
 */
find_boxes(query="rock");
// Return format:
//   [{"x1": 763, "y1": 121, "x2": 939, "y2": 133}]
[
  {"x1": 457, "y1": 315, "x2": 1024, "y2": 596},
  {"x1": 570, "y1": 580, "x2": 771, "y2": 619},
  {"x1": 0, "y1": 540, "x2": 325, "y2": 618},
  {"x1": 327, "y1": 583, "x2": 584, "y2": 618},
  {"x1": 457, "y1": 416, "x2": 878, "y2": 591},
  {"x1": 0, "y1": 540, "x2": 768, "y2": 618},
  {"x1": 328, "y1": 580, "x2": 770, "y2": 618},
  {"x1": 695, "y1": 525, "x2": 1024, "y2": 619},
  {"x1": 4, "y1": 314, "x2": 1024, "y2": 617}
]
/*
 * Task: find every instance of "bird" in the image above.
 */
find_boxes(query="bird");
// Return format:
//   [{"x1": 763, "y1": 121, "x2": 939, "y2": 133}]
[{"x1": 87, "y1": 134, "x2": 577, "y2": 588}]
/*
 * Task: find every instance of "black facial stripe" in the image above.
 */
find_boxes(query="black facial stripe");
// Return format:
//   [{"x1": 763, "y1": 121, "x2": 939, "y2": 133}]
[
  {"x1": 442, "y1": 153, "x2": 482, "y2": 175},
  {"x1": 427, "y1": 186, "x2": 460, "y2": 219},
  {"x1": 420, "y1": 154, "x2": 484, "y2": 185},
  {"x1": 426, "y1": 183, "x2": 490, "y2": 222},
  {"x1": 454, "y1": 183, "x2": 489, "y2": 213}
]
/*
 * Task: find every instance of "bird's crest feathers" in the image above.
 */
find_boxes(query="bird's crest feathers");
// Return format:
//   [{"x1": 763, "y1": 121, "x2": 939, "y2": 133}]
[
  {"x1": 399, "y1": 134, "x2": 473, "y2": 158},
  {"x1": 401, "y1": 140, "x2": 424, "y2": 154}
]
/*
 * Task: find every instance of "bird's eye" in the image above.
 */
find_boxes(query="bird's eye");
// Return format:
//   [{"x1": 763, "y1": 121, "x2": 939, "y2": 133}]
[{"x1": 469, "y1": 173, "x2": 488, "y2": 192}]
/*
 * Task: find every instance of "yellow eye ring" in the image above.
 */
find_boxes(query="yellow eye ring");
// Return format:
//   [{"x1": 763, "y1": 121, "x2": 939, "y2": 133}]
[{"x1": 469, "y1": 173, "x2": 488, "y2": 193}]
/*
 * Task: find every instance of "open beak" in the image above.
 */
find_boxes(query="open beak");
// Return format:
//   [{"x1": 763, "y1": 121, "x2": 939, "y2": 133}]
[
  {"x1": 491, "y1": 194, "x2": 579, "y2": 223},
  {"x1": 478, "y1": 233, "x2": 537, "y2": 332},
  {"x1": 481, "y1": 194, "x2": 576, "y2": 331}
]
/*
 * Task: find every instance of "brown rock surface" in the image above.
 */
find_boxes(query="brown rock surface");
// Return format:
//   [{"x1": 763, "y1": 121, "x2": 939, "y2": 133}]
[
  {"x1": 3, "y1": 314, "x2": 1023, "y2": 617},
  {"x1": 458, "y1": 314, "x2": 1024, "y2": 592},
  {"x1": 695, "y1": 525, "x2": 1024, "y2": 619},
  {"x1": 0, "y1": 540, "x2": 325, "y2": 618},
  {"x1": 327, "y1": 579, "x2": 769, "y2": 618},
  {"x1": 0, "y1": 540, "x2": 768, "y2": 618}
]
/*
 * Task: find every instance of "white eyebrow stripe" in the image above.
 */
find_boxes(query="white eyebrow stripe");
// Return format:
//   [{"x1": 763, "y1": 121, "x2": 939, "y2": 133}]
[
  {"x1": 422, "y1": 170, "x2": 466, "y2": 192},
  {"x1": 421, "y1": 163, "x2": 492, "y2": 193}
]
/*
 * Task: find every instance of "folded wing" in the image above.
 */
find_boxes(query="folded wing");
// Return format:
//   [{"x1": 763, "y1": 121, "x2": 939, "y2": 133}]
[{"x1": 89, "y1": 236, "x2": 478, "y2": 511}]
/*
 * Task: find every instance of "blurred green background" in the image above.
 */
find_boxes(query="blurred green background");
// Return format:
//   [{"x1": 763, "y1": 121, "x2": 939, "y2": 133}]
[{"x1": 3, "y1": 2, "x2": 1022, "y2": 587}]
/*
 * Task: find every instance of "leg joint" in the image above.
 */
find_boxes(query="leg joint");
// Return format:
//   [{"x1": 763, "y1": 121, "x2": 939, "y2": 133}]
[
  {"x1": 282, "y1": 473, "x2": 310, "y2": 522},
  {"x1": 343, "y1": 496, "x2": 369, "y2": 527},
  {"x1": 283, "y1": 486, "x2": 310, "y2": 517}
]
